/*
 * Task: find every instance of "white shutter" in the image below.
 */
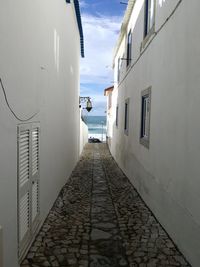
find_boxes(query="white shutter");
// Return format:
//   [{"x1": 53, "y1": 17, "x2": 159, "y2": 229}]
[
  {"x1": 19, "y1": 129, "x2": 30, "y2": 188},
  {"x1": 18, "y1": 123, "x2": 40, "y2": 260},
  {"x1": 19, "y1": 192, "x2": 30, "y2": 241},
  {"x1": 31, "y1": 124, "x2": 40, "y2": 230},
  {"x1": 18, "y1": 125, "x2": 31, "y2": 256},
  {"x1": 32, "y1": 127, "x2": 39, "y2": 177},
  {"x1": 32, "y1": 181, "x2": 39, "y2": 223}
]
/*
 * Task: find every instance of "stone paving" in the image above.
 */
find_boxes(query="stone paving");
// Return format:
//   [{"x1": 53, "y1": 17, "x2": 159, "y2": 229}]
[{"x1": 21, "y1": 144, "x2": 191, "y2": 267}]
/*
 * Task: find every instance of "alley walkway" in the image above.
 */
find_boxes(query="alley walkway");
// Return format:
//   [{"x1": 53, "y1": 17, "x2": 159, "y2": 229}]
[{"x1": 21, "y1": 144, "x2": 190, "y2": 267}]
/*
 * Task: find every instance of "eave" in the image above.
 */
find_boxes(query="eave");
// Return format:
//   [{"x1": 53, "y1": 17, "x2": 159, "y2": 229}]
[{"x1": 66, "y1": 0, "x2": 85, "y2": 58}]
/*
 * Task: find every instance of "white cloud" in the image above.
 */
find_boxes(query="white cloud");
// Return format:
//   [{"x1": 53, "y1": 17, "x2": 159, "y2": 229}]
[
  {"x1": 81, "y1": 13, "x2": 122, "y2": 85},
  {"x1": 80, "y1": 12, "x2": 123, "y2": 115}
]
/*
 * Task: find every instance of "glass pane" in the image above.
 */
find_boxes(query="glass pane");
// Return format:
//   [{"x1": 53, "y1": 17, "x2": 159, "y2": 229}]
[
  {"x1": 143, "y1": 99, "x2": 147, "y2": 137},
  {"x1": 127, "y1": 31, "x2": 132, "y2": 65},
  {"x1": 125, "y1": 103, "x2": 128, "y2": 130},
  {"x1": 144, "y1": 97, "x2": 149, "y2": 138},
  {"x1": 146, "y1": 0, "x2": 154, "y2": 35},
  {"x1": 148, "y1": 0, "x2": 154, "y2": 31},
  {"x1": 116, "y1": 106, "x2": 118, "y2": 126}
]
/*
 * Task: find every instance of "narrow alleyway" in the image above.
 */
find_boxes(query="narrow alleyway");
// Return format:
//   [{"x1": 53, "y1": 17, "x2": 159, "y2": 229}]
[{"x1": 21, "y1": 144, "x2": 190, "y2": 267}]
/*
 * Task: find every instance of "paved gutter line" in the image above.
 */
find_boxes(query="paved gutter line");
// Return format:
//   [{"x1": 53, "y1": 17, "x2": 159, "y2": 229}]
[
  {"x1": 88, "y1": 148, "x2": 94, "y2": 267},
  {"x1": 99, "y1": 144, "x2": 130, "y2": 267}
]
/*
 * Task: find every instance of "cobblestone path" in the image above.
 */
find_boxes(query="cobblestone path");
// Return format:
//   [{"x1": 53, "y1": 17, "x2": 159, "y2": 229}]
[{"x1": 21, "y1": 144, "x2": 190, "y2": 267}]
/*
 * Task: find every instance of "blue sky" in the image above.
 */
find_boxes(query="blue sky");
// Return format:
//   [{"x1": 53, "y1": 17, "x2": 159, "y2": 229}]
[{"x1": 79, "y1": 0, "x2": 126, "y2": 116}]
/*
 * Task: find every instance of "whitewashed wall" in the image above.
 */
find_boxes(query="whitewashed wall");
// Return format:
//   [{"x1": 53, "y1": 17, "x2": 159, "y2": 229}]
[
  {"x1": 111, "y1": 0, "x2": 200, "y2": 266},
  {"x1": 105, "y1": 95, "x2": 112, "y2": 147},
  {"x1": 80, "y1": 115, "x2": 88, "y2": 154},
  {"x1": 0, "y1": 0, "x2": 81, "y2": 266}
]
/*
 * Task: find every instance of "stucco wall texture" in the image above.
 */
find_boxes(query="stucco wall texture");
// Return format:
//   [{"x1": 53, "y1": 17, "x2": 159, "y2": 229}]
[
  {"x1": 0, "y1": 1, "x2": 81, "y2": 266},
  {"x1": 110, "y1": 1, "x2": 200, "y2": 266},
  {"x1": 80, "y1": 116, "x2": 89, "y2": 154}
]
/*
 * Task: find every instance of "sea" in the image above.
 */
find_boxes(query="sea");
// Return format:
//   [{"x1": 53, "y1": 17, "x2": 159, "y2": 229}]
[{"x1": 83, "y1": 116, "x2": 107, "y2": 142}]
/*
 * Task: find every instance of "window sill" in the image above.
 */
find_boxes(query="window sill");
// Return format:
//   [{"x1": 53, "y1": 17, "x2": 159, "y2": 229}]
[
  {"x1": 124, "y1": 129, "x2": 129, "y2": 136},
  {"x1": 140, "y1": 25, "x2": 155, "y2": 51},
  {"x1": 140, "y1": 137, "x2": 149, "y2": 149},
  {"x1": 126, "y1": 62, "x2": 132, "y2": 71}
]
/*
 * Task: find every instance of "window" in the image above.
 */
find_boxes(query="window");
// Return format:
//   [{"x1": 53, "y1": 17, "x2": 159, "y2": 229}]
[
  {"x1": 124, "y1": 98, "x2": 129, "y2": 135},
  {"x1": 140, "y1": 87, "x2": 151, "y2": 148},
  {"x1": 117, "y1": 58, "x2": 120, "y2": 83},
  {"x1": 126, "y1": 30, "x2": 132, "y2": 67},
  {"x1": 116, "y1": 105, "x2": 119, "y2": 127},
  {"x1": 144, "y1": 0, "x2": 155, "y2": 38}
]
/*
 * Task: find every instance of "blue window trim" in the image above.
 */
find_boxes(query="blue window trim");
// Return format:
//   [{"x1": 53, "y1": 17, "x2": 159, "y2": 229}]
[{"x1": 66, "y1": 0, "x2": 84, "y2": 58}]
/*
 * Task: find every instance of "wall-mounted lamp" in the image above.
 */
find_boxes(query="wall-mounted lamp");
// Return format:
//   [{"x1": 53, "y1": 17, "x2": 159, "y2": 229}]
[{"x1": 79, "y1": 97, "x2": 92, "y2": 112}]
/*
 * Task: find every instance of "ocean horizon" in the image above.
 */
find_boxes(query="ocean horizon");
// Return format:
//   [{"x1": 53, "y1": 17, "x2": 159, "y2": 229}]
[{"x1": 83, "y1": 115, "x2": 107, "y2": 142}]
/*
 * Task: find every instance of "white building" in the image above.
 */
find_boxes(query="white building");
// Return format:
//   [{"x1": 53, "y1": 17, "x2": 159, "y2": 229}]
[
  {"x1": 107, "y1": 0, "x2": 200, "y2": 266},
  {"x1": 104, "y1": 86, "x2": 114, "y2": 147},
  {"x1": 0, "y1": 0, "x2": 86, "y2": 266}
]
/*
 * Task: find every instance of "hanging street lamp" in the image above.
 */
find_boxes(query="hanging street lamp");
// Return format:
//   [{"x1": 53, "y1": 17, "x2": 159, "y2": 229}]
[{"x1": 79, "y1": 97, "x2": 93, "y2": 112}]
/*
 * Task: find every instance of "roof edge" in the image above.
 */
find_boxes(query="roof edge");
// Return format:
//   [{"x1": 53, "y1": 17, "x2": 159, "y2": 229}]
[
  {"x1": 67, "y1": 0, "x2": 84, "y2": 57},
  {"x1": 113, "y1": 0, "x2": 136, "y2": 65}
]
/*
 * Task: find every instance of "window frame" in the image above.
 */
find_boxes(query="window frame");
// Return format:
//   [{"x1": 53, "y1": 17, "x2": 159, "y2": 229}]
[
  {"x1": 117, "y1": 58, "x2": 121, "y2": 83},
  {"x1": 142, "y1": 0, "x2": 155, "y2": 47},
  {"x1": 126, "y1": 30, "x2": 132, "y2": 67},
  {"x1": 124, "y1": 98, "x2": 130, "y2": 135},
  {"x1": 116, "y1": 105, "x2": 119, "y2": 128},
  {"x1": 140, "y1": 87, "x2": 151, "y2": 148}
]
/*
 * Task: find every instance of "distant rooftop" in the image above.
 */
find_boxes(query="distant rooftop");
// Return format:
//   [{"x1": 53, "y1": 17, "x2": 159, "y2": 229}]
[{"x1": 104, "y1": 86, "x2": 114, "y2": 96}]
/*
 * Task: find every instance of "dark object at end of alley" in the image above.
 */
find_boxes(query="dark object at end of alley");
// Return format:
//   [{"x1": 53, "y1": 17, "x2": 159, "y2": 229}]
[{"x1": 88, "y1": 138, "x2": 102, "y2": 143}]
